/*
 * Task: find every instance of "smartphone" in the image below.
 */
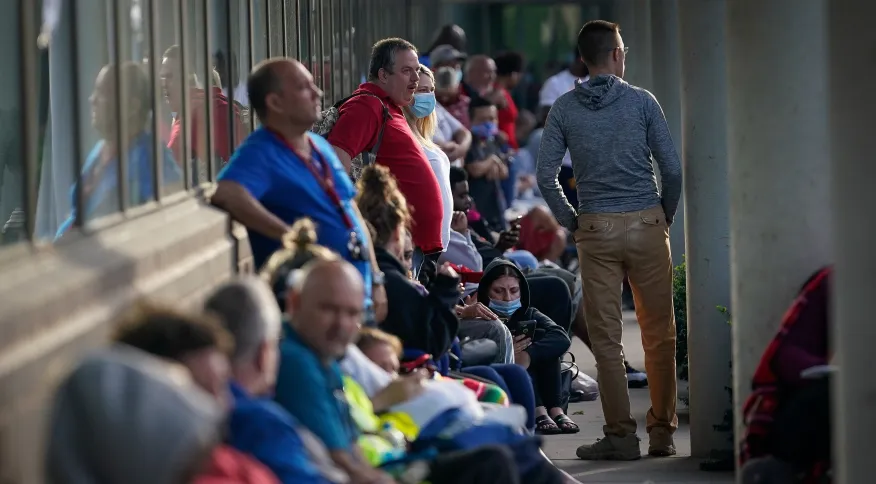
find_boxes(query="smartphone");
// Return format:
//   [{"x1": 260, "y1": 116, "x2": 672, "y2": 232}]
[{"x1": 512, "y1": 320, "x2": 537, "y2": 339}]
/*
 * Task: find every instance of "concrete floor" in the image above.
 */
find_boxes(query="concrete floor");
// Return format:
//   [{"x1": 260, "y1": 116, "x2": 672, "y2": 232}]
[{"x1": 543, "y1": 312, "x2": 735, "y2": 483}]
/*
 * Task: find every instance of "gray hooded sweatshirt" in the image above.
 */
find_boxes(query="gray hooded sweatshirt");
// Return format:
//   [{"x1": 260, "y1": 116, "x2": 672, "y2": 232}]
[
  {"x1": 536, "y1": 74, "x2": 682, "y2": 231},
  {"x1": 45, "y1": 345, "x2": 223, "y2": 484}
]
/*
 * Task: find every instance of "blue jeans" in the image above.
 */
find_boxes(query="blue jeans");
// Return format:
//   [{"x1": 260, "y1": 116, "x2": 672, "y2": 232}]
[{"x1": 463, "y1": 364, "x2": 536, "y2": 431}]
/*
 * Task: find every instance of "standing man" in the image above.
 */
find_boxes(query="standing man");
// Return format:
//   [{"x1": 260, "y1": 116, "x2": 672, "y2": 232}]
[
  {"x1": 327, "y1": 38, "x2": 445, "y2": 271},
  {"x1": 536, "y1": 20, "x2": 682, "y2": 461},
  {"x1": 211, "y1": 58, "x2": 387, "y2": 323}
]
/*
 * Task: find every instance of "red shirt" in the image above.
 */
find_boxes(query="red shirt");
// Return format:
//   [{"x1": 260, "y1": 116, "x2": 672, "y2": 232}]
[
  {"x1": 193, "y1": 445, "x2": 280, "y2": 484},
  {"x1": 496, "y1": 87, "x2": 519, "y2": 149},
  {"x1": 168, "y1": 87, "x2": 246, "y2": 164},
  {"x1": 327, "y1": 83, "x2": 444, "y2": 253}
]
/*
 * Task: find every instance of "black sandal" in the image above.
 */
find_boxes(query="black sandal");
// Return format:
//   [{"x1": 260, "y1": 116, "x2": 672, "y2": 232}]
[
  {"x1": 552, "y1": 414, "x2": 580, "y2": 434},
  {"x1": 535, "y1": 415, "x2": 562, "y2": 435}
]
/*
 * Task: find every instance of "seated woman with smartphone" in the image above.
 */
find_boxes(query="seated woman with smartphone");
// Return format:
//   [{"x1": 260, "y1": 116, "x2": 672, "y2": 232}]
[{"x1": 477, "y1": 258, "x2": 578, "y2": 435}]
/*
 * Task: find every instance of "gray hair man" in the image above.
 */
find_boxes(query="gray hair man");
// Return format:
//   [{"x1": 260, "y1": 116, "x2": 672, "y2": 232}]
[
  {"x1": 204, "y1": 276, "x2": 348, "y2": 484},
  {"x1": 326, "y1": 37, "x2": 446, "y2": 263}
]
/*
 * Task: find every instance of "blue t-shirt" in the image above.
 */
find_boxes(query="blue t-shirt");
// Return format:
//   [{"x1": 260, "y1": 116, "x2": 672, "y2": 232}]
[
  {"x1": 228, "y1": 382, "x2": 330, "y2": 484},
  {"x1": 217, "y1": 129, "x2": 372, "y2": 292},
  {"x1": 274, "y1": 325, "x2": 359, "y2": 452},
  {"x1": 55, "y1": 131, "x2": 181, "y2": 240}
]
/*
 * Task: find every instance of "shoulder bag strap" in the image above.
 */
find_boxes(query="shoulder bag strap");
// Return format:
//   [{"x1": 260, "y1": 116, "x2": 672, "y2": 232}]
[{"x1": 335, "y1": 92, "x2": 391, "y2": 156}]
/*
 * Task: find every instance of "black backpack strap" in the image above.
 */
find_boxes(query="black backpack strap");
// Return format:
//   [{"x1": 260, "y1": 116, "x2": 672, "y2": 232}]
[{"x1": 334, "y1": 92, "x2": 391, "y2": 157}]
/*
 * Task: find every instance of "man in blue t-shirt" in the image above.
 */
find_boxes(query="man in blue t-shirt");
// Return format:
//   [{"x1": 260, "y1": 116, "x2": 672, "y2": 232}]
[{"x1": 212, "y1": 57, "x2": 386, "y2": 323}]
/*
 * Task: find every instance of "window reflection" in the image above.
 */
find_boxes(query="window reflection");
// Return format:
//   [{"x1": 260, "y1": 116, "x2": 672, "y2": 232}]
[
  {"x1": 7, "y1": 0, "x2": 439, "y2": 248},
  {"x1": 56, "y1": 62, "x2": 180, "y2": 240}
]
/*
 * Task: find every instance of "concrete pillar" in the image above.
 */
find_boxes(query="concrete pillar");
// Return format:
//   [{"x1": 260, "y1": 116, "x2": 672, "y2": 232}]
[
  {"x1": 612, "y1": 0, "x2": 651, "y2": 89},
  {"x1": 726, "y1": 0, "x2": 832, "y2": 459},
  {"x1": 650, "y1": 0, "x2": 684, "y2": 264},
  {"x1": 677, "y1": 0, "x2": 732, "y2": 458},
  {"x1": 828, "y1": 3, "x2": 876, "y2": 483}
]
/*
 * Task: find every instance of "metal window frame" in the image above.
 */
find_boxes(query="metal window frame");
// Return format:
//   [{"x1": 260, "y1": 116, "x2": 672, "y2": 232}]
[
  {"x1": 148, "y1": 0, "x2": 163, "y2": 201},
  {"x1": 202, "y1": 0, "x2": 215, "y2": 183},
  {"x1": 247, "y1": 0, "x2": 256, "y2": 131},
  {"x1": 296, "y1": 0, "x2": 303, "y2": 60},
  {"x1": 177, "y1": 0, "x2": 193, "y2": 189},
  {"x1": 224, "y1": 0, "x2": 237, "y2": 149},
  {"x1": 265, "y1": 0, "x2": 273, "y2": 58},
  {"x1": 18, "y1": 0, "x2": 37, "y2": 241},
  {"x1": 111, "y1": 0, "x2": 130, "y2": 211},
  {"x1": 281, "y1": 0, "x2": 288, "y2": 57}
]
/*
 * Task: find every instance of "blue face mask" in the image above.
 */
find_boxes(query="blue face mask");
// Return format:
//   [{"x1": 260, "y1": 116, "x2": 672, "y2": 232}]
[
  {"x1": 471, "y1": 121, "x2": 499, "y2": 139},
  {"x1": 455, "y1": 69, "x2": 464, "y2": 84},
  {"x1": 489, "y1": 298, "x2": 522, "y2": 317},
  {"x1": 410, "y1": 92, "x2": 436, "y2": 119}
]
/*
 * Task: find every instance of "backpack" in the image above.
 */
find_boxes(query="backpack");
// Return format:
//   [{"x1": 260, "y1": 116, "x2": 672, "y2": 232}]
[{"x1": 312, "y1": 92, "x2": 391, "y2": 181}]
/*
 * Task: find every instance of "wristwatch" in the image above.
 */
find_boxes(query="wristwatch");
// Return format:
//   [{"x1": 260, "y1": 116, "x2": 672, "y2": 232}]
[{"x1": 372, "y1": 271, "x2": 385, "y2": 286}]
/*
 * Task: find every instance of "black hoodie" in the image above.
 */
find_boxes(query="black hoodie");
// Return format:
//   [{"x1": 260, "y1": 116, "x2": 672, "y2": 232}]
[
  {"x1": 478, "y1": 259, "x2": 571, "y2": 361},
  {"x1": 375, "y1": 247, "x2": 460, "y2": 358}
]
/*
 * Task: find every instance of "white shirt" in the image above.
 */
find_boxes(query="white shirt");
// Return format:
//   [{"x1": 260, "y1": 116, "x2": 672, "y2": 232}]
[
  {"x1": 433, "y1": 104, "x2": 465, "y2": 166},
  {"x1": 422, "y1": 143, "x2": 453, "y2": 250},
  {"x1": 538, "y1": 70, "x2": 590, "y2": 167},
  {"x1": 340, "y1": 344, "x2": 392, "y2": 398}
]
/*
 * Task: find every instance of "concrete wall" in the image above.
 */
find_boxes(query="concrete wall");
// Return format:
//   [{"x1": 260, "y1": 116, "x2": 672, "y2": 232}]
[{"x1": 0, "y1": 198, "x2": 245, "y2": 483}]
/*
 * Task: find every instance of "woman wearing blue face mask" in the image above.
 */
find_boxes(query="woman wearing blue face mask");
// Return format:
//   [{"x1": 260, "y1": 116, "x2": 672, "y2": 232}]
[
  {"x1": 477, "y1": 258, "x2": 578, "y2": 435},
  {"x1": 403, "y1": 65, "x2": 453, "y2": 252}
]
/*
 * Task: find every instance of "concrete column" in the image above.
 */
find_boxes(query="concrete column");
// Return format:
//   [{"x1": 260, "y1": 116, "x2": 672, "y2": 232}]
[
  {"x1": 650, "y1": 0, "x2": 684, "y2": 264},
  {"x1": 828, "y1": 3, "x2": 876, "y2": 483},
  {"x1": 726, "y1": 0, "x2": 832, "y2": 459},
  {"x1": 677, "y1": 0, "x2": 732, "y2": 458},
  {"x1": 611, "y1": 0, "x2": 651, "y2": 89}
]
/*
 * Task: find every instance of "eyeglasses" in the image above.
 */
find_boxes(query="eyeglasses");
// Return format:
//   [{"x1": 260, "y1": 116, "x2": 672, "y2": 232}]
[{"x1": 619, "y1": 46, "x2": 630, "y2": 54}]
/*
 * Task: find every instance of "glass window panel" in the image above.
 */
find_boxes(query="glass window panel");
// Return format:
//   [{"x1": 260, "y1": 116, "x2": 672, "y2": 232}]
[
  {"x1": 268, "y1": 0, "x2": 285, "y2": 58},
  {"x1": 0, "y1": 0, "x2": 23, "y2": 244},
  {"x1": 226, "y1": 0, "x2": 253, "y2": 135},
  {"x1": 252, "y1": 0, "x2": 268, "y2": 66},
  {"x1": 284, "y1": 0, "x2": 299, "y2": 61},
  {"x1": 154, "y1": 0, "x2": 186, "y2": 196},
  {"x1": 209, "y1": 0, "x2": 239, "y2": 174}
]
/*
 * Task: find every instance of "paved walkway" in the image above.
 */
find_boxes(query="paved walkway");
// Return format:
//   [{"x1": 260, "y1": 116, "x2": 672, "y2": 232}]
[{"x1": 543, "y1": 312, "x2": 735, "y2": 483}]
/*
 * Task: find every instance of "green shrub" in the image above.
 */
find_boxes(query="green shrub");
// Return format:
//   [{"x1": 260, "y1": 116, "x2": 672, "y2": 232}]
[{"x1": 672, "y1": 259, "x2": 689, "y2": 381}]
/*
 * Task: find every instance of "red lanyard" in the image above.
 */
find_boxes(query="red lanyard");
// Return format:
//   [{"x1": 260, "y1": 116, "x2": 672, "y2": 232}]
[{"x1": 269, "y1": 129, "x2": 354, "y2": 229}]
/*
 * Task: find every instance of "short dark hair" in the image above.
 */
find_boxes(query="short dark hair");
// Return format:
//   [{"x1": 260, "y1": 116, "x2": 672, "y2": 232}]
[
  {"x1": 112, "y1": 302, "x2": 233, "y2": 362},
  {"x1": 468, "y1": 94, "x2": 495, "y2": 119},
  {"x1": 248, "y1": 59, "x2": 284, "y2": 121},
  {"x1": 494, "y1": 51, "x2": 524, "y2": 76},
  {"x1": 368, "y1": 38, "x2": 417, "y2": 82},
  {"x1": 449, "y1": 166, "x2": 468, "y2": 185},
  {"x1": 577, "y1": 20, "x2": 621, "y2": 66}
]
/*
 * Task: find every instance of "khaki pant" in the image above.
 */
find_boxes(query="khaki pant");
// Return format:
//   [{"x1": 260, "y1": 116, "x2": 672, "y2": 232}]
[{"x1": 574, "y1": 206, "x2": 678, "y2": 437}]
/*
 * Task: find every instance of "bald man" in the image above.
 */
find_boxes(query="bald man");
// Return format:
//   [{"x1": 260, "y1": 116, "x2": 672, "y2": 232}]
[
  {"x1": 214, "y1": 58, "x2": 388, "y2": 324},
  {"x1": 277, "y1": 260, "x2": 528, "y2": 484},
  {"x1": 463, "y1": 55, "x2": 506, "y2": 109},
  {"x1": 272, "y1": 259, "x2": 393, "y2": 484}
]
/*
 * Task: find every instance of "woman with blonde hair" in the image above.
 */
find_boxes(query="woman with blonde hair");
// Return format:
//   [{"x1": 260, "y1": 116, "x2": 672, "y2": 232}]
[{"x1": 403, "y1": 65, "x2": 454, "y2": 252}]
